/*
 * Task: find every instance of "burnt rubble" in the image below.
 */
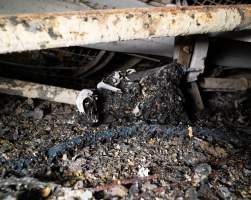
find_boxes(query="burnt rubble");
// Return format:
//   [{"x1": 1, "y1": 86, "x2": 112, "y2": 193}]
[
  {"x1": 0, "y1": 61, "x2": 250, "y2": 199},
  {"x1": 78, "y1": 63, "x2": 187, "y2": 126}
]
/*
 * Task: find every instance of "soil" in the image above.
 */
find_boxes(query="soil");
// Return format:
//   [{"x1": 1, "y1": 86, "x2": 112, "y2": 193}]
[{"x1": 0, "y1": 63, "x2": 250, "y2": 200}]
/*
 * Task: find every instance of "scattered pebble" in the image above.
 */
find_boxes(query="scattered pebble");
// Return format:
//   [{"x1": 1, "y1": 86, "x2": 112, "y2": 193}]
[
  {"x1": 141, "y1": 182, "x2": 157, "y2": 192},
  {"x1": 40, "y1": 186, "x2": 51, "y2": 198},
  {"x1": 193, "y1": 163, "x2": 212, "y2": 186},
  {"x1": 106, "y1": 185, "x2": 128, "y2": 198},
  {"x1": 33, "y1": 108, "x2": 44, "y2": 120},
  {"x1": 218, "y1": 186, "x2": 231, "y2": 199}
]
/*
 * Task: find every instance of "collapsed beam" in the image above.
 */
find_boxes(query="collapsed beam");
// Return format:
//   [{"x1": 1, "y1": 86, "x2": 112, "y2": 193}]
[
  {"x1": 0, "y1": 77, "x2": 79, "y2": 104},
  {"x1": 0, "y1": 5, "x2": 251, "y2": 53}
]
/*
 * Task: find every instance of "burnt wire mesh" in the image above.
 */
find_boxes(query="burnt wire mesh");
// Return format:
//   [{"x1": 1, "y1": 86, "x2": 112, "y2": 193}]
[{"x1": 187, "y1": 0, "x2": 251, "y2": 5}]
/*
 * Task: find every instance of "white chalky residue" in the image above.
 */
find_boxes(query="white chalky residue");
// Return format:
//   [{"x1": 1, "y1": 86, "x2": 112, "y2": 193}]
[{"x1": 75, "y1": 89, "x2": 93, "y2": 113}]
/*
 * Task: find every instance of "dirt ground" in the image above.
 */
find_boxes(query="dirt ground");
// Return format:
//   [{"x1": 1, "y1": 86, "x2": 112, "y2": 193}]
[{"x1": 0, "y1": 64, "x2": 250, "y2": 200}]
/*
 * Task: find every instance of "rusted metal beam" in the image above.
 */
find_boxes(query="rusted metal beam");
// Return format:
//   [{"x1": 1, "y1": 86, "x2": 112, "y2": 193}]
[
  {"x1": 0, "y1": 77, "x2": 79, "y2": 104},
  {"x1": 1, "y1": 5, "x2": 251, "y2": 53}
]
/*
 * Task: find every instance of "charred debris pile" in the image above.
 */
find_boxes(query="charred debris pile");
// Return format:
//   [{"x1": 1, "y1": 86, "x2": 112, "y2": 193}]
[{"x1": 0, "y1": 46, "x2": 250, "y2": 199}]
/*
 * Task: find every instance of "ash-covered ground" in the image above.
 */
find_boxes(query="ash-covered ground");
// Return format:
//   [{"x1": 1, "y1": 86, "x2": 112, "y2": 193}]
[{"x1": 0, "y1": 63, "x2": 250, "y2": 200}]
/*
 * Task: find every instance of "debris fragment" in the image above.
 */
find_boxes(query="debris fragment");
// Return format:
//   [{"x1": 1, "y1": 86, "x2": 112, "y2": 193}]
[
  {"x1": 141, "y1": 182, "x2": 157, "y2": 192},
  {"x1": 138, "y1": 167, "x2": 150, "y2": 177},
  {"x1": 185, "y1": 188, "x2": 198, "y2": 200},
  {"x1": 132, "y1": 103, "x2": 142, "y2": 117},
  {"x1": 218, "y1": 186, "x2": 231, "y2": 199},
  {"x1": 97, "y1": 81, "x2": 122, "y2": 93},
  {"x1": 187, "y1": 126, "x2": 193, "y2": 138},
  {"x1": 193, "y1": 163, "x2": 212, "y2": 186},
  {"x1": 126, "y1": 69, "x2": 136, "y2": 74},
  {"x1": 40, "y1": 186, "x2": 51, "y2": 198},
  {"x1": 111, "y1": 71, "x2": 122, "y2": 86},
  {"x1": 57, "y1": 189, "x2": 93, "y2": 200},
  {"x1": 106, "y1": 185, "x2": 128, "y2": 198},
  {"x1": 76, "y1": 89, "x2": 94, "y2": 114},
  {"x1": 76, "y1": 89, "x2": 99, "y2": 124},
  {"x1": 148, "y1": 138, "x2": 156, "y2": 145},
  {"x1": 33, "y1": 107, "x2": 44, "y2": 120}
]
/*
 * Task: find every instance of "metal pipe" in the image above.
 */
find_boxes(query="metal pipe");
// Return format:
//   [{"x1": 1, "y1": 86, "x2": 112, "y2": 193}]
[
  {"x1": 0, "y1": 5, "x2": 251, "y2": 53},
  {"x1": 0, "y1": 77, "x2": 79, "y2": 104}
]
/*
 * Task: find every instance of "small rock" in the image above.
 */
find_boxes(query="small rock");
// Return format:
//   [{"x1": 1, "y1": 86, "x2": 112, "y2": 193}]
[
  {"x1": 62, "y1": 154, "x2": 68, "y2": 161},
  {"x1": 239, "y1": 186, "x2": 251, "y2": 199},
  {"x1": 171, "y1": 153, "x2": 178, "y2": 162},
  {"x1": 160, "y1": 180, "x2": 168, "y2": 187},
  {"x1": 58, "y1": 189, "x2": 92, "y2": 200},
  {"x1": 45, "y1": 126, "x2": 51, "y2": 132},
  {"x1": 185, "y1": 188, "x2": 198, "y2": 200},
  {"x1": 128, "y1": 182, "x2": 139, "y2": 197},
  {"x1": 244, "y1": 168, "x2": 251, "y2": 176},
  {"x1": 148, "y1": 138, "x2": 156, "y2": 145},
  {"x1": 193, "y1": 163, "x2": 212, "y2": 186},
  {"x1": 187, "y1": 126, "x2": 193, "y2": 139},
  {"x1": 40, "y1": 186, "x2": 51, "y2": 198},
  {"x1": 199, "y1": 141, "x2": 228, "y2": 158},
  {"x1": 0, "y1": 193, "x2": 16, "y2": 200},
  {"x1": 0, "y1": 140, "x2": 14, "y2": 153},
  {"x1": 73, "y1": 181, "x2": 84, "y2": 190},
  {"x1": 106, "y1": 185, "x2": 128, "y2": 198},
  {"x1": 33, "y1": 108, "x2": 44, "y2": 120},
  {"x1": 218, "y1": 186, "x2": 231, "y2": 199},
  {"x1": 82, "y1": 190, "x2": 93, "y2": 200},
  {"x1": 26, "y1": 98, "x2": 34, "y2": 106},
  {"x1": 141, "y1": 182, "x2": 157, "y2": 192},
  {"x1": 198, "y1": 183, "x2": 218, "y2": 199},
  {"x1": 245, "y1": 160, "x2": 251, "y2": 169}
]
